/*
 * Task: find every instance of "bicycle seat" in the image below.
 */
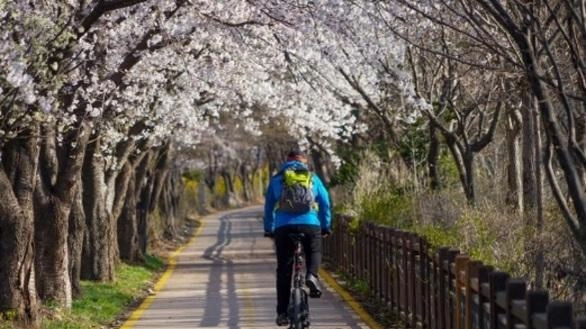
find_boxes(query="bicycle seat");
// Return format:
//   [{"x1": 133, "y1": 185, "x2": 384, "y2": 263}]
[{"x1": 288, "y1": 233, "x2": 305, "y2": 242}]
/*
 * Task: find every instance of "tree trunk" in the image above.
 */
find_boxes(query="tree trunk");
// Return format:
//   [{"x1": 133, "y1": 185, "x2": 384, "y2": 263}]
[
  {"x1": 221, "y1": 170, "x2": 237, "y2": 207},
  {"x1": 239, "y1": 163, "x2": 252, "y2": 202},
  {"x1": 0, "y1": 134, "x2": 39, "y2": 324},
  {"x1": 136, "y1": 151, "x2": 154, "y2": 257},
  {"x1": 117, "y1": 162, "x2": 142, "y2": 262},
  {"x1": 522, "y1": 90, "x2": 538, "y2": 214},
  {"x1": 34, "y1": 123, "x2": 89, "y2": 307},
  {"x1": 310, "y1": 148, "x2": 328, "y2": 185},
  {"x1": 197, "y1": 179, "x2": 209, "y2": 213},
  {"x1": 147, "y1": 145, "x2": 175, "y2": 238},
  {"x1": 505, "y1": 110, "x2": 523, "y2": 210},
  {"x1": 68, "y1": 182, "x2": 86, "y2": 298},
  {"x1": 83, "y1": 130, "x2": 142, "y2": 272},
  {"x1": 34, "y1": 194, "x2": 73, "y2": 307},
  {"x1": 113, "y1": 137, "x2": 146, "y2": 263},
  {"x1": 81, "y1": 136, "x2": 115, "y2": 281},
  {"x1": 427, "y1": 122, "x2": 441, "y2": 190},
  {"x1": 533, "y1": 103, "x2": 545, "y2": 289},
  {"x1": 138, "y1": 178, "x2": 153, "y2": 256},
  {"x1": 576, "y1": 108, "x2": 586, "y2": 185},
  {"x1": 266, "y1": 144, "x2": 281, "y2": 175},
  {"x1": 204, "y1": 149, "x2": 218, "y2": 195},
  {"x1": 159, "y1": 170, "x2": 183, "y2": 239},
  {"x1": 463, "y1": 151, "x2": 476, "y2": 205},
  {"x1": 222, "y1": 170, "x2": 234, "y2": 194},
  {"x1": 148, "y1": 144, "x2": 171, "y2": 214},
  {"x1": 444, "y1": 137, "x2": 476, "y2": 204}
]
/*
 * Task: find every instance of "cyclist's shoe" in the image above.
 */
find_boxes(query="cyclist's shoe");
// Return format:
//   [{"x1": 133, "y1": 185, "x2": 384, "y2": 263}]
[
  {"x1": 305, "y1": 273, "x2": 322, "y2": 298},
  {"x1": 276, "y1": 313, "x2": 289, "y2": 326}
]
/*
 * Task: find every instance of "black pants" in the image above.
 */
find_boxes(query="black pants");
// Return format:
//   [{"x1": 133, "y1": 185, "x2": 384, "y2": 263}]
[{"x1": 274, "y1": 225, "x2": 322, "y2": 315}]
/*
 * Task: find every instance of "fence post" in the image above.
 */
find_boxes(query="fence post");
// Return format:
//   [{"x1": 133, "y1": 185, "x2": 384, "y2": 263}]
[
  {"x1": 383, "y1": 227, "x2": 390, "y2": 306},
  {"x1": 489, "y1": 271, "x2": 509, "y2": 329},
  {"x1": 397, "y1": 231, "x2": 409, "y2": 322},
  {"x1": 388, "y1": 228, "x2": 397, "y2": 312},
  {"x1": 346, "y1": 223, "x2": 359, "y2": 280},
  {"x1": 330, "y1": 217, "x2": 336, "y2": 263},
  {"x1": 339, "y1": 219, "x2": 343, "y2": 269},
  {"x1": 446, "y1": 249, "x2": 461, "y2": 329},
  {"x1": 437, "y1": 247, "x2": 450, "y2": 329},
  {"x1": 340, "y1": 219, "x2": 344, "y2": 267},
  {"x1": 465, "y1": 260, "x2": 480, "y2": 329},
  {"x1": 420, "y1": 237, "x2": 430, "y2": 329},
  {"x1": 379, "y1": 226, "x2": 389, "y2": 305},
  {"x1": 359, "y1": 223, "x2": 366, "y2": 282},
  {"x1": 429, "y1": 245, "x2": 438, "y2": 329},
  {"x1": 374, "y1": 224, "x2": 380, "y2": 300},
  {"x1": 366, "y1": 223, "x2": 373, "y2": 297},
  {"x1": 409, "y1": 233, "x2": 418, "y2": 328},
  {"x1": 526, "y1": 290, "x2": 548, "y2": 329},
  {"x1": 546, "y1": 301, "x2": 573, "y2": 329},
  {"x1": 506, "y1": 279, "x2": 526, "y2": 329},
  {"x1": 373, "y1": 224, "x2": 380, "y2": 300},
  {"x1": 374, "y1": 225, "x2": 385, "y2": 302},
  {"x1": 477, "y1": 265, "x2": 493, "y2": 329},
  {"x1": 455, "y1": 255, "x2": 470, "y2": 329},
  {"x1": 364, "y1": 223, "x2": 374, "y2": 290},
  {"x1": 370, "y1": 223, "x2": 377, "y2": 298},
  {"x1": 392, "y1": 229, "x2": 400, "y2": 314}
]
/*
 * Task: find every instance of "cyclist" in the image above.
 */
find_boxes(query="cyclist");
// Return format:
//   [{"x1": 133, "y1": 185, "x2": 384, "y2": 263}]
[{"x1": 263, "y1": 148, "x2": 332, "y2": 327}]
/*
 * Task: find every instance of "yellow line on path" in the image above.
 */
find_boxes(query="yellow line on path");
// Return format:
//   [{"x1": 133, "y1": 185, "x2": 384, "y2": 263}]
[
  {"x1": 319, "y1": 269, "x2": 384, "y2": 329},
  {"x1": 241, "y1": 275, "x2": 256, "y2": 328},
  {"x1": 120, "y1": 221, "x2": 205, "y2": 329}
]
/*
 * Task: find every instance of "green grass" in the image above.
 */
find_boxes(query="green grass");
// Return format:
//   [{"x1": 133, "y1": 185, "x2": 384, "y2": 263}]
[
  {"x1": 410, "y1": 223, "x2": 460, "y2": 251},
  {"x1": 346, "y1": 278, "x2": 369, "y2": 296},
  {"x1": 40, "y1": 254, "x2": 164, "y2": 329},
  {"x1": 0, "y1": 322, "x2": 13, "y2": 329}
]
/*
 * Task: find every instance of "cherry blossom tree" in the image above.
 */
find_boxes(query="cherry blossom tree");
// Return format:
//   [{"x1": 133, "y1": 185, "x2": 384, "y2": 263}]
[{"x1": 1, "y1": 0, "x2": 404, "y2": 323}]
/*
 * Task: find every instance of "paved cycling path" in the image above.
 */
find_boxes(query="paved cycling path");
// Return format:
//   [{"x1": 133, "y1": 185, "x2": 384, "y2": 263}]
[{"x1": 120, "y1": 206, "x2": 373, "y2": 329}]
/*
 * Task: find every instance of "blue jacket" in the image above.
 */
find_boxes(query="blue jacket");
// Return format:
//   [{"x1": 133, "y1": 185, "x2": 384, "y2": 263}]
[{"x1": 264, "y1": 161, "x2": 331, "y2": 233}]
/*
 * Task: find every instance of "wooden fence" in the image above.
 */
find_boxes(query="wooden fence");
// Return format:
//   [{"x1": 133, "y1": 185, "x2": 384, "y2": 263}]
[{"x1": 323, "y1": 216, "x2": 586, "y2": 329}]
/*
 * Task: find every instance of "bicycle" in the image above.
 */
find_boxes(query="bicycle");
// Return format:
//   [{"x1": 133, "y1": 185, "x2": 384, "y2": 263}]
[{"x1": 287, "y1": 233, "x2": 311, "y2": 329}]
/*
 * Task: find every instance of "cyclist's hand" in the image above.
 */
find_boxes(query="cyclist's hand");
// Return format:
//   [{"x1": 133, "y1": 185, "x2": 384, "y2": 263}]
[
  {"x1": 264, "y1": 232, "x2": 274, "y2": 239},
  {"x1": 321, "y1": 229, "x2": 331, "y2": 238}
]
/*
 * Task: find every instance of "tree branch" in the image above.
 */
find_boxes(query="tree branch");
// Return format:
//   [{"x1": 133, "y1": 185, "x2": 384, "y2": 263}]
[
  {"x1": 202, "y1": 12, "x2": 268, "y2": 27},
  {"x1": 80, "y1": 0, "x2": 149, "y2": 37}
]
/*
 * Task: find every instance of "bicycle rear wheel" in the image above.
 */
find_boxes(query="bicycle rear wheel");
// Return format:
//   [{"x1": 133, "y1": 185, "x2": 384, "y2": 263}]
[{"x1": 291, "y1": 288, "x2": 303, "y2": 329}]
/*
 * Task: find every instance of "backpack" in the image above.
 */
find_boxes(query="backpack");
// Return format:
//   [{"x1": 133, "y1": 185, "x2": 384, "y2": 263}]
[{"x1": 278, "y1": 167, "x2": 314, "y2": 213}]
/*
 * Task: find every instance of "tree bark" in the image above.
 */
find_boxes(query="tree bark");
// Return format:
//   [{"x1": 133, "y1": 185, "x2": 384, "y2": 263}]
[
  {"x1": 427, "y1": 122, "x2": 441, "y2": 190},
  {"x1": 576, "y1": 108, "x2": 586, "y2": 185},
  {"x1": 35, "y1": 122, "x2": 89, "y2": 307},
  {"x1": 68, "y1": 182, "x2": 86, "y2": 298},
  {"x1": 0, "y1": 133, "x2": 39, "y2": 324},
  {"x1": 505, "y1": 109, "x2": 523, "y2": 211},
  {"x1": 136, "y1": 151, "x2": 154, "y2": 257},
  {"x1": 34, "y1": 195, "x2": 73, "y2": 306},
  {"x1": 148, "y1": 144, "x2": 171, "y2": 214},
  {"x1": 522, "y1": 91, "x2": 538, "y2": 214},
  {"x1": 117, "y1": 161, "x2": 141, "y2": 262},
  {"x1": 81, "y1": 135, "x2": 116, "y2": 281},
  {"x1": 533, "y1": 106, "x2": 545, "y2": 289},
  {"x1": 159, "y1": 169, "x2": 183, "y2": 239},
  {"x1": 463, "y1": 151, "x2": 476, "y2": 204},
  {"x1": 310, "y1": 148, "x2": 332, "y2": 186},
  {"x1": 116, "y1": 139, "x2": 154, "y2": 262},
  {"x1": 238, "y1": 163, "x2": 252, "y2": 202}
]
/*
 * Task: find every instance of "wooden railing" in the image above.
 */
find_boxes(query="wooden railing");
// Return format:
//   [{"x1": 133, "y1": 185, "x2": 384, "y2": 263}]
[{"x1": 323, "y1": 216, "x2": 586, "y2": 329}]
